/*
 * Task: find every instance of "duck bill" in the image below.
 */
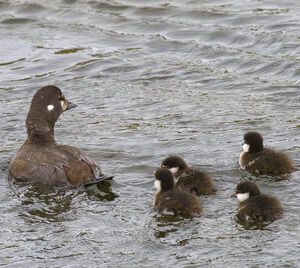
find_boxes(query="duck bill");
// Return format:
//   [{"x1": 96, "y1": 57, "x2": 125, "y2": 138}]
[{"x1": 65, "y1": 101, "x2": 77, "y2": 111}]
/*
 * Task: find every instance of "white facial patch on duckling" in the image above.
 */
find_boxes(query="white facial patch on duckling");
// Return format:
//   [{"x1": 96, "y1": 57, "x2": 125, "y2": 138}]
[
  {"x1": 47, "y1": 105, "x2": 54, "y2": 111},
  {"x1": 170, "y1": 167, "x2": 179, "y2": 174},
  {"x1": 237, "y1": 192, "x2": 250, "y2": 202},
  {"x1": 154, "y1": 180, "x2": 161, "y2": 192},
  {"x1": 243, "y1": 143, "x2": 250, "y2": 153}
]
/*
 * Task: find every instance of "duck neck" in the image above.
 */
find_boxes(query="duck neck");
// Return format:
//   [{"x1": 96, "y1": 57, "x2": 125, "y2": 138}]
[
  {"x1": 25, "y1": 119, "x2": 56, "y2": 145},
  {"x1": 161, "y1": 187, "x2": 173, "y2": 193},
  {"x1": 161, "y1": 180, "x2": 175, "y2": 192}
]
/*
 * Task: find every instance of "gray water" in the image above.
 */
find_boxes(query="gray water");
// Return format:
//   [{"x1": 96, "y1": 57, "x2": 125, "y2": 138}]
[{"x1": 1, "y1": 0, "x2": 300, "y2": 267}]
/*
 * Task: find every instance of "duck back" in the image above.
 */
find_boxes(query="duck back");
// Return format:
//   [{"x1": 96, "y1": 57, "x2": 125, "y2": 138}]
[
  {"x1": 238, "y1": 193, "x2": 283, "y2": 222},
  {"x1": 240, "y1": 148, "x2": 297, "y2": 175},
  {"x1": 155, "y1": 190, "x2": 202, "y2": 216},
  {"x1": 175, "y1": 167, "x2": 216, "y2": 195},
  {"x1": 9, "y1": 143, "x2": 102, "y2": 187}
]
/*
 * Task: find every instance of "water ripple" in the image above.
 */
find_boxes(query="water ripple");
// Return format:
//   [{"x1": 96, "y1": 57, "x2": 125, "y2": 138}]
[{"x1": 0, "y1": 0, "x2": 300, "y2": 267}]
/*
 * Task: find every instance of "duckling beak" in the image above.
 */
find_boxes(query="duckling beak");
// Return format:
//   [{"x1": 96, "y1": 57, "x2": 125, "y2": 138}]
[{"x1": 65, "y1": 101, "x2": 77, "y2": 111}]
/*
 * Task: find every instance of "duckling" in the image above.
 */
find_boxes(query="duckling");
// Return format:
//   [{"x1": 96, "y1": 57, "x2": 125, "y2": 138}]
[
  {"x1": 239, "y1": 131, "x2": 298, "y2": 176},
  {"x1": 232, "y1": 181, "x2": 283, "y2": 222},
  {"x1": 154, "y1": 167, "x2": 202, "y2": 216},
  {"x1": 161, "y1": 155, "x2": 216, "y2": 195}
]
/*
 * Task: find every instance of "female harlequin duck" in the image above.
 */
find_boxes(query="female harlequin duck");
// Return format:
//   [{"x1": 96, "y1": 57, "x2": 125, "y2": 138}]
[
  {"x1": 232, "y1": 181, "x2": 283, "y2": 222},
  {"x1": 154, "y1": 168, "x2": 202, "y2": 216},
  {"x1": 161, "y1": 155, "x2": 216, "y2": 195},
  {"x1": 239, "y1": 131, "x2": 298, "y2": 176},
  {"x1": 9, "y1": 85, "x2": 112, "y2": 187}
]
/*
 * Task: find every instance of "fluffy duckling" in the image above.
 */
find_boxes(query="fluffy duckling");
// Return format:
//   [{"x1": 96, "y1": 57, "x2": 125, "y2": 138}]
[
  {"x1": 154, "y1": 168, "x2": 202, "y2": 216},
  {"x1": 161, "y1": 155, "x2": 216, "y2": 195},
  {"x1": 232, "y1": 181, "x2": 283, "y2": 222},
  {"x1": 239, "y1": 131, "x2": 298, "y2": 176}
]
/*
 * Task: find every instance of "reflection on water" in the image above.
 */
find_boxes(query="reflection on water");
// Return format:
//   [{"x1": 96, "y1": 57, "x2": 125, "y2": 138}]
[
  {"x1": 0, "y1": 0, "x2": 300, "y2": 267},
  {"x1": 153, "y1": 214, "x2": 194, "y2": 238},
  {"x1": 10, "y1": 180, "x2": 117, "y2": 223},
  {"x1": 235, "y1": 215, "x2": 276, "y2": 231},
  {"x1": 84, "y1": 180, "x2": 119, "y2": 201},
  {"x1": 8, "y1": 183, "x2": 74, "y2": 223}
]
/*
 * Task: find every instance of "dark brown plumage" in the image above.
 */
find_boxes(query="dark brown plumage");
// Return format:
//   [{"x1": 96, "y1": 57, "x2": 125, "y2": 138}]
[
  {"x1": 161, "y1": 155, "x2": 216, "y2": 195},
  {"x1": 232, "y1": 181, "x2": 283, "y2": 222},
  {"x1": 154, "y1": 168, "x2": 202, "y2": 216},
  {"x1": 9, "y1": 85, "x2": 111, "y2": 187},
  {"x1": 239, "y1": 131, "x2": 298, "y2": 176}
]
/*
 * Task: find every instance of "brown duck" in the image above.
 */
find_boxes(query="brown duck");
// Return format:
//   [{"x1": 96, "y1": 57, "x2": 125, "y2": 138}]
[{"x1": 9, "y1": 85, "x2": 112, "y2": 187}]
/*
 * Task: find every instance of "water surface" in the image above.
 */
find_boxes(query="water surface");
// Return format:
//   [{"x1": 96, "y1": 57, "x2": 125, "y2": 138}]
[{"x1": 0, "y1": 0, "x2": 300, "y2": 267}]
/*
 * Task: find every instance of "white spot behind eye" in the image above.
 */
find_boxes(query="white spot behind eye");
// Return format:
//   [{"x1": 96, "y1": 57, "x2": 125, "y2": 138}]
[
  {"x1": 47, "y1": 105, "x2": 54, "y2": 111},
  {"x1": 170, "y1": 167, "x2": 179, "y2": 174},
  {"x1": 237, "y1": 193, "x2": 250, "y2": 202},
  {"x1": 154, "y1": 180, "x2": 161, "y2": 192},
  {"x1": 243, "y1": 143, "x2": 250, "y2": 153}
]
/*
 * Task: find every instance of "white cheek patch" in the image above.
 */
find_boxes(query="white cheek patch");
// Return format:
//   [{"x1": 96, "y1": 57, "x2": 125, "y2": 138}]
[
  {"x1": 154, "y1": 180, "x2": 161, "y2": 191},
  {"x1": 237, "y1": 193, "x2": 250, "y2": 202},
  {"x1": 243, "y1": 143, "x2": 250, "y2": 153},
  {"x1": 170, "y1": 167, "x2": 179, "y2": 174},
  {"x1": 47, "y1": 104, "x2": 54, "y2": 111}
]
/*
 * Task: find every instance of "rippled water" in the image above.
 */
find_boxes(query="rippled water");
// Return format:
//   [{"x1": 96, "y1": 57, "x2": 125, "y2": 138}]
[{"x1": 1, "y1": 0, "x2": 300, "y2": 267}]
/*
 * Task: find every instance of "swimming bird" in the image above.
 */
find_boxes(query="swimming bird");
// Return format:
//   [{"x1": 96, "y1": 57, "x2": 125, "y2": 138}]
[
  {"x1": 239, "y1": 131, "x2": 298, "y2": 176},
  {"x1": 9, "y1": 85, "x2": 112, "y2": 187},
  {"x1": 161, "y1": 155, "x2": 216, "y2": 195},
  {"x1": 232, "y1": 181, "x2": 283, "y2": 222},
  {"x1": 154, "y1": 168, "x2": 202, "y2": 216}
]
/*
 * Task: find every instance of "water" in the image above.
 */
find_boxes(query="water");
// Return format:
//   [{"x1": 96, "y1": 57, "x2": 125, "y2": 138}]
[{"x1": 1, "y1": 0, "x2": 300, "y2": 267}]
